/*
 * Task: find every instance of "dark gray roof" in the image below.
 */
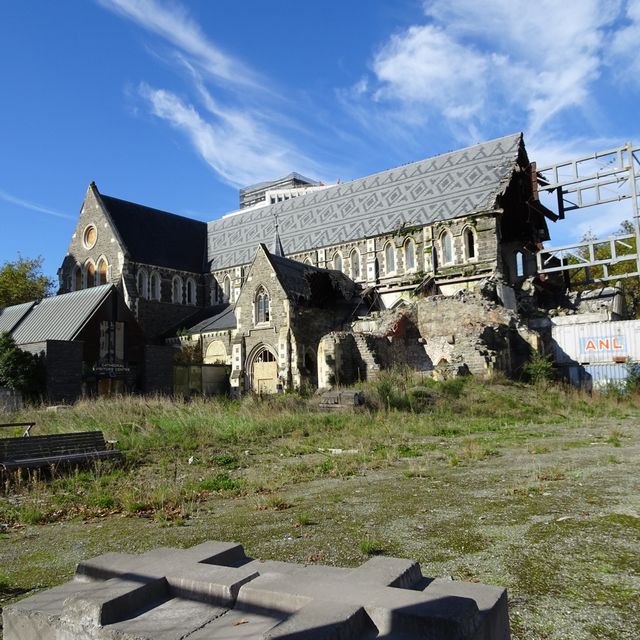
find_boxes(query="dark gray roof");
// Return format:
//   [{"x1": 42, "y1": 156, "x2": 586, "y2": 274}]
[
  {"x1": 264, "y1": 247, "x2": 357, "y2": 305},
  {"x1": 11, "y1": 285, "x2": 113, "y2": 345},
  {"x1": 208, "y1": 133, "x2": 523, "y2": 269},
  {"x1": 187, "y1": 305, "x2": 237, "y2": 334},
  {"x1": 0, "y1": 301, "x2": 35, "y2": 335},
  {"x1": 100, "y1": 194, "x2": 207, "y2": 273}
]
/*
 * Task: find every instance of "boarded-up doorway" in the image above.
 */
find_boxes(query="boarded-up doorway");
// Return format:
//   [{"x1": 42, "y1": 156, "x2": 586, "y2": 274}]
[{"x1": 251, "y1": 347, "x2": 278, "y2": 393}]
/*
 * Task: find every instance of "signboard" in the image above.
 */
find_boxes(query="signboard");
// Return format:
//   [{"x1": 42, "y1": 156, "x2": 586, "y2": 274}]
[{"x1": 580, "y1": 336, "x2": 626, "y2": 354}]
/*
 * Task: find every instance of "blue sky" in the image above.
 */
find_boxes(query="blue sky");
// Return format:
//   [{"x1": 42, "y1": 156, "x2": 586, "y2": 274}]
[{"x1": 2, "y1": 0, "x2": 639, "y2": 281}]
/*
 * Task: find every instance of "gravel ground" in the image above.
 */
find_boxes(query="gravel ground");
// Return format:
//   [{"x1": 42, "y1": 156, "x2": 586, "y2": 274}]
[{"x1": 1, "y1": 415, "x2": 638, "y2": 639}]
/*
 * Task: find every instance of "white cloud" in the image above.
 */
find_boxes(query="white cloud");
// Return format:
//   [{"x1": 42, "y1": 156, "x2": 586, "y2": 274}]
[
  {"x1": 98, "y1": 0, "x2": 257, "y2": 89},
  {"x1": 0, "y1": 189, "x2": 72, "y2": 220},
  {"x1": 610, "y1": 0, "x2": 640, "y2": 84},
  {"x1": 139, "y1": 84, "x2": 322, "y2": 188},
  {"x1": 355, "y1": 0, "x2": 628, "y2": 139}
]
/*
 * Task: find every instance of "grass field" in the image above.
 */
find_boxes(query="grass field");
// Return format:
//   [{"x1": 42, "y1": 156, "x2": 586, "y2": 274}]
[{"x1": 1, "y1": 373, "x2": 639, "y2": 639}]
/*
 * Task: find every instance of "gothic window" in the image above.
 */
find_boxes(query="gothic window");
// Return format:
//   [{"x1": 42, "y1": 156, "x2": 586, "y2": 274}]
[
  {"x1": 351, "y1": 248, "x2": 361, "y2": 280},
  {"x1": 333, "y1": 252, "x2": 343, "y2": 272},
  {"x1": 464, "y1": 228, "x2": 476, "y2": 260},
  {"x1": 441, "y1": 231, "x2": 453, "y2": 265},
  {"x1": 137, "y1": 268, "x2": 149, "y2": 299},
  {"x1": 385, "y1": 242, "x2": 396, "y2": 274},
  {"x1": 223, "y1": 275, "x2": 231, "y2": 302},
  {"x1": 85, "y1": 261, "x2": 96, "y2": 288},
  {"x1": 186, "y1": 277, "x2": 197, "y2": 305},
  {"x1": 255, "y1": 287, "x2": 270, "y2": 324},
  {"x1": 172, "y1": 276, "x2": 183, "y2": 304},
  {"x1": 73, "y1": 265, "x2": 82, "y2": 291},
  {"x1": 97, "y1": 258, "x2": 108, "y2": 285},
  {"x1": 150, "y1": 271, "x2": 161, "y2": 301},
  {"x1": 515, "y1": 251, "x2": 525, "y2": 277},
  {"x1": 404, "y1": 238, "x2": 416, "y2": 272}
]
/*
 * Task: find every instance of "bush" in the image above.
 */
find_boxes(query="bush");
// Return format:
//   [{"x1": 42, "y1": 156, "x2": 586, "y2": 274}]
[
  {"x1": 0, "y1": 332, "x2": 45, "y2": 400},
  {"x1": 523, "y1": 351, "x2": 556, "y2": 384}
]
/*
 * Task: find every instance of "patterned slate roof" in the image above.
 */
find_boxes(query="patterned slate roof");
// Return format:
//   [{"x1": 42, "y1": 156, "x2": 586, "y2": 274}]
[
  {"x1": 11, "y1": 285, "x2": 113, "y2": 345},
  {"x1": 207, "y1": 133, "x2": 523, "y2": 270},
  {"x1": 0, "y1": 301, "x2": 35, "y2": 335},
  {"x1": 101, "y1": 195, "x2": 208, "y2": 273}
]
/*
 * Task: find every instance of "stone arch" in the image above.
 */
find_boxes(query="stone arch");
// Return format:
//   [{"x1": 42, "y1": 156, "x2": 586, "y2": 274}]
[
  {"x1": 404, "y1": 238, "x2": 416, "y2": 272},
  {"x1": 150, "y1": 271, "x2": 162, "y2": 301},
  {"x1": 186, "y1": 277, "x2": 197, "y2": 305},
  {"x1": 463, "y1": 226, "x2": 477, "y2": 261},
  {"x1": 254, "y1": 285, "x2": 271, "y2": 324},
  {"x1": 172, "y1": 275, "x2": 183, "y2": 303},
  {"x1": 332, "y1": 251, "x2": 343, "y2": 272},
  {"x1": 302, "y1": 347, "x2": 318, "y2": 388},
  {"x1": 73, "y1": 264, "x2": 82, "y2": 291},
  {"x1": 223, "y1": 275, "x2": 231, "y2": 302},
  {"x1": 384, "y1": 242, "x2": 396, "y2": 274},
  {"x1": 137, "y1": 268, "x2": 148, "y2": 299},
  {"x1": 204, "y1": 340, "x2": 228, "y2": 364},
  {"x1": 350, "y1": 248, "x2": 361, "y2": 280},
  {"x1": 84, "y1": 260, "x2": 96, "y2": 288},
  {"x1": 248, "y1": 344, "x2": 278, "y2": 394},
  {"x1": 440, "y1": 230, "x2": 454, "y2": 265},
  {"x1": 96, "y1": 257, "x2": 109, "y2": 286}
]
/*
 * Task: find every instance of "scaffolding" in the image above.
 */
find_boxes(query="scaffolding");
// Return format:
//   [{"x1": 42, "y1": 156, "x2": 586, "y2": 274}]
[{"x1": 535, "y1": 142, "x2": 640, "y2": 286}]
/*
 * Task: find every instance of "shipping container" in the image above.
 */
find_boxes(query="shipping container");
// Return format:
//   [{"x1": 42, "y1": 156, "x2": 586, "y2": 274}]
[
  {"x1": 551, "y1": 319, "x2": 640, "y2": 365},
  {"x1": 559, "y1": 362, "x2": 629, "y2": 391}
]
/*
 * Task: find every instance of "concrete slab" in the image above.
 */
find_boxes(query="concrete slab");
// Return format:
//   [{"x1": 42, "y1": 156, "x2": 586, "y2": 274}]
[{"x1": 3, "y1": 541, "x2": 511, "y2": 639}]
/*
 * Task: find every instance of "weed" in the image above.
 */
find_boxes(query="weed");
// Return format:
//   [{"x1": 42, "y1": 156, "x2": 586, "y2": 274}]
[
  {"x1": 197, "y1": 473, "x2": 243, "y2": 493},
  {"x1": 607, "y1": 430, "x2": 623, "y2": 447},
  {"x1": 296, "y1": 512, "x2": 314, "y2": 526},
  {"x1": 360, "y1": 537, "x2": 386, "y2": 556},
  {"x1": 256, "y1": 494, "x2": 292, "y2": 511},
  {"x1": 213, "y1": 453, "x2": 240, "y2": 469},
  {"x1": 523, "y1": 351, "x2": 556, "y2": 385}
]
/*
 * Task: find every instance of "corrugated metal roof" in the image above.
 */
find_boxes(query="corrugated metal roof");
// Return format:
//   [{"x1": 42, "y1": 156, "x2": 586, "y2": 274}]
[
  {"x1": 11, "y1": 285, "x2": 113, "y2": 344},
  {"x1": 0, "y1": 301, "x2": 35, "y2": 335},
  {"x1": 207, "y1": 133, "x2": 523, "y2": 269}
]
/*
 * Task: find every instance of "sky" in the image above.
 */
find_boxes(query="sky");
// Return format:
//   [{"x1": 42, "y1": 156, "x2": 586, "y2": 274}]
[{"x1": 1, "y1": 0, "x2": 639, "y2": 281}]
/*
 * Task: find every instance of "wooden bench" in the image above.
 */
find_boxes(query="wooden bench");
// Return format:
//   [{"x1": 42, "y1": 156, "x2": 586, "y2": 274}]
[
  {"x1": 0, "y1": 431, "x2": 122, "y2": 472},
  {"x1": 0, "y1": 422, "x2": 36, "y2": 436}
]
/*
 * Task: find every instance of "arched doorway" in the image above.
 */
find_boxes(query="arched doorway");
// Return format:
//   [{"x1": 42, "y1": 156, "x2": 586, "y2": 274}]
[
  {"x1": 204, "y1": 340, "x2": 227, "y2": 364},
  {"x1": 303, "y1": 348, "x2": 318, "y2": 388},
  {"x1": 250, "y1": 346, "x2": 278, "y2": 393}
]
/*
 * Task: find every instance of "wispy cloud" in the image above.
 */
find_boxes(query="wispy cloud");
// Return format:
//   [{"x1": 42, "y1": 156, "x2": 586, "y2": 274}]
[
  {"x1": 97, "y1": 0, "x2": 257, "y2": 89},
  {"x1": 347, "y1": 0, "x2": 630, "y2": 143},
  {"x1": 99, "y1": 0, "x2": 333, "y2": 189},
  {"x1": 139, "y1": 83, "x2": 322, "y2": 188},
  {"x1": 0, "y1": 189, "x2": 72, "y2": 220}
]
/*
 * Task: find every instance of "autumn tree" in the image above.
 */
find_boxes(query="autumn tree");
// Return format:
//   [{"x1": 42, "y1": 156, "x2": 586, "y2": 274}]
[{"x1": 0, "y1": 256, "x2": 53, "y2": 308}]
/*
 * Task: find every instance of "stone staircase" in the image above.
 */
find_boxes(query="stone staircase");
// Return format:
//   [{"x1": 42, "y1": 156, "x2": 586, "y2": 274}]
[{"x1": 353, "y1": 334, "x2": 382, "y2": 381}]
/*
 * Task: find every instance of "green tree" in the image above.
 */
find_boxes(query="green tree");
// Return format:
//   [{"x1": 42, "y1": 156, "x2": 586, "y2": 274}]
[
  {"x1": 0, "y1": 332, "x2": 45, "y2": 399},
  {"x1": 572, "y1": 221, "x2": 640, "y2": 318},
  {"x1": 0, "y1": 255, "x2": 53, "y2": 308}
]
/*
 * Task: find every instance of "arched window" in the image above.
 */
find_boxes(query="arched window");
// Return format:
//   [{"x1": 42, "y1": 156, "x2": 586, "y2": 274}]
[
  {"x1": 97, "y1": 258, "x2": 108, "y2": 285},
  {"x1": 186, "y1": 278, "x2": 197, "y2": 305},
  {"x1": 73, "y1": 265, "x2": 82, "y2": 291},
  {"x1": 515, "y1": 251, "x2": 525, "y2": 277},
  {"x1": 85, "y1": 261, "x2": 96, "y2": 288},
  {"x1": 255, "y1": 287, "x2": 270, "y2": 324},
  {"x1": 137, "y1": 269, "x2": 148, "y2": 299},
  {"x1": 464, "y1": 228, "x2": 476, "y2": 260},
  {"x1": 404, "y1": 239, "x2": 416, "y2": 272},
  {"x1": 385, "y1": 243, "x2": 396, "y2": 274},
  {"x1": 351, "y1": 249, "x2": 361, "y2": 280},
  {"x1": 172, "y1": 276, "x2": 183, "y2": 303},
  {"x1": 304, "y1": 256, "x2": 313, "y2": 266},
  {"x1": 441, "y1": 231, "x2": 453, "y2": 265},
  {"x1": 150, "y1": 271, "x2": 161, "y2": 301},
  {"x1": 333, "y1": 252, "x2": 343, "y2": 272},
  {"x1": 223, "y1": 275, "x2": 231, "y2": 302}
]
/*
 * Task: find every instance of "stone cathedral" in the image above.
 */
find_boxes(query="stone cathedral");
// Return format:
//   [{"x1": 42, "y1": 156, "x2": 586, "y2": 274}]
[{"x1": 58, "y1": 132, "x2": 553, "y2": 395}]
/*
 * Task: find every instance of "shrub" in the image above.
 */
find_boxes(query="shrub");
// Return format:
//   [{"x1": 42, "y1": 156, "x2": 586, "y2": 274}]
[{"x1": 523, "y1": 351, "x2": 556, "y2": 384}]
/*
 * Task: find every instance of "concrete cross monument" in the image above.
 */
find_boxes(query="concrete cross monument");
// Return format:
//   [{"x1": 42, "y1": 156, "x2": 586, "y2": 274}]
[{"x1": 3, "y1": 541, "x2": 510, "y2": 639}]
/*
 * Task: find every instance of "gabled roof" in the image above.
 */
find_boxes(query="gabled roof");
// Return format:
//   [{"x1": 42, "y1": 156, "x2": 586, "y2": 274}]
[
  {"x1": 187, "y1": 305, "x2": 237, "y2": 334},
  {"x1": 0, "y1": 301, "x2": 35, "y2": 335},
  {"x1": 10, "y1": 285, "x2": 113, "y2": 345},
  {"x1": 99, "y1": 193, "x2": 207, "y2": 273},
  {"x1": 260, "y1": 245, "x2": 357, "y2": 305},
  {"x1": 207, "y1": 133, "x2": 524, "y2": 269}
]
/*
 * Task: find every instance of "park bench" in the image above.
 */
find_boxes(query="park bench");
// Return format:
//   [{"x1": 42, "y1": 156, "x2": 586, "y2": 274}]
[
  {"x1": 0, "y1": 421, "x2": 36, "y2": 436},
  {"x1": 0, "y1": 431, "x2": 122, "y2": 472}
]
